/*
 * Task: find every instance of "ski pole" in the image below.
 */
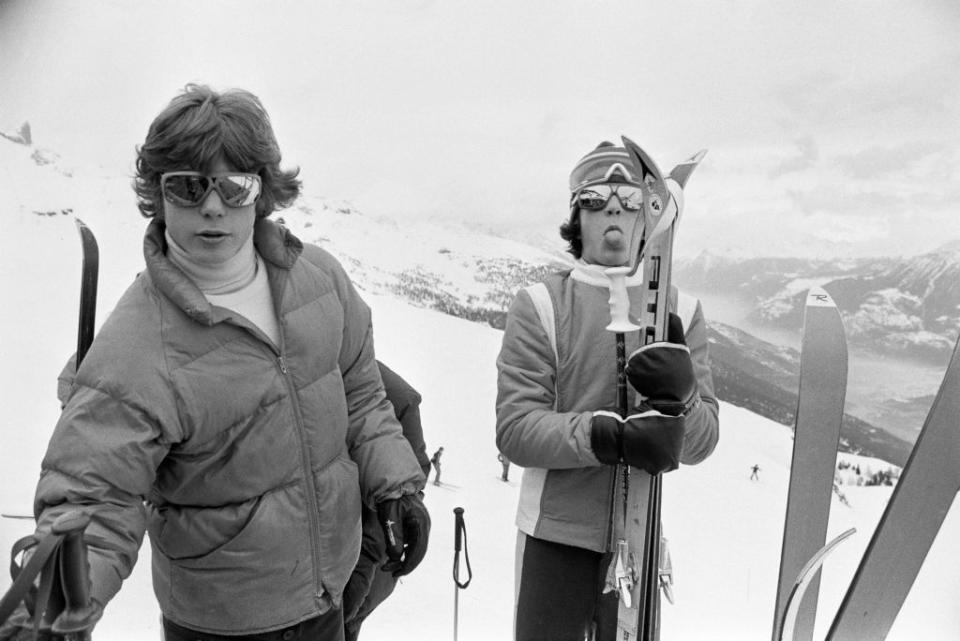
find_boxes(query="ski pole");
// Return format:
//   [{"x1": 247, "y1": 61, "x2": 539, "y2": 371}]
[
  {"x1": 452, "y1": 507, "x2": 472, "y2": 641},
  {"x1": 604, "y1": 267, "x2": 643, "y2": 611}
]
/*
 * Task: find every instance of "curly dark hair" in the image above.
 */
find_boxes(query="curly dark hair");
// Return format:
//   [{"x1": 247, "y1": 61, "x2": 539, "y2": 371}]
[
  {"x1": 133, "y1": 84, "x2": 301, "y2": 220},
  {"x1": 558, "y1": 205, "x2": 583, "y2": 259}
]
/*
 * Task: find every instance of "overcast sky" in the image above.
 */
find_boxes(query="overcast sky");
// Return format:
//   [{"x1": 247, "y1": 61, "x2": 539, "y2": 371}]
[{"x1": 1, "y1": 0, "x2": 958, "y2": 258}]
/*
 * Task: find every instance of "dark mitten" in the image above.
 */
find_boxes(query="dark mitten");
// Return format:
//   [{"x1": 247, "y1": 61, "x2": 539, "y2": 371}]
[
  {"x1": 620, "y1": 412, "x2": 686, "y2": 474},
  {"x1": 376, "y1": 492, "x2": 431, "y2": 578},
  {"x1": 342, "y1": 507, "x2": 384, "y2": 624},
  {"x1": 626, "y1": 313, "x2": 697, "y2": 416},
  {"x1": 590, "y1": 410, "x2": 686, "y2": 475},
  {"x1": 590, "y1": 411, "x2": 625, "y2": 465}
]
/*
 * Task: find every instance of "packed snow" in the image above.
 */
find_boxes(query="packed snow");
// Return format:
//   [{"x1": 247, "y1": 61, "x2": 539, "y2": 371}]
[{"x1": 1, "y1": 140, "x2": 958, "y2": 640}]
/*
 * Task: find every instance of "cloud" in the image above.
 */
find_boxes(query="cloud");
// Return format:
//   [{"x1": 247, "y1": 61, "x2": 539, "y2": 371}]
[
  {"x1": 834, "y1": 141, "x2": 947, "y2": 180},
  {"x1": 770, "y1": 136, "x2": 820, "y2": 178}
]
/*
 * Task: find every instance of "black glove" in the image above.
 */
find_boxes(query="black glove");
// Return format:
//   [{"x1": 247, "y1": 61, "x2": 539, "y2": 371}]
[
  {"x1": 342, "y1": 507, "x2": 385, "y2": 624},
  {"x1": 625, "y1": 313, "x2": 697, "y2": 416},
  {"x1": 591, "y1": 410, "x2": 686, "y2": 475},
  {"x1": 376, "y1": 492, "x2": 431, "y2": 578}
]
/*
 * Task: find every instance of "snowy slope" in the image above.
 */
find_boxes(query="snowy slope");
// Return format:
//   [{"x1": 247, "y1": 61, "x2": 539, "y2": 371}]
[{"x1": 1, "y1": 139, "x2": 958, "y2": 639}]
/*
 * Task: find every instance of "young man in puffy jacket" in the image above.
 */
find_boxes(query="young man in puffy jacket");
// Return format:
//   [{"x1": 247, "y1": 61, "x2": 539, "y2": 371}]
[
  {"x1": 31, "y1": 84, "x2": 429, "y2": 641},
  {"x1": 496, "y1": 141, "x2": 719, "y2": 640}
]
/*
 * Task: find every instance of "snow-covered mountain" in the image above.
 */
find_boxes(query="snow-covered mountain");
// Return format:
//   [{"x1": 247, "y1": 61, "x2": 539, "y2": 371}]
[
  {"x1": 676, "y1": 250, "x2": 960, "y2": 362},
  {"x1": 1, "y1": 127, "x2": 958, "y2": 640},
  {"x1": 706, "y1": 321, "x2": 912, "y2": 466},
  {"x1": 273, "y1": 197, "x2": 570, "y2": 331}
]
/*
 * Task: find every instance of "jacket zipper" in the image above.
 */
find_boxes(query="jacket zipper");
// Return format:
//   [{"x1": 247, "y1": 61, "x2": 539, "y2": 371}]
[
  {"x1": 276, "y1": 352, "x2": 325, "y2": 603},
  {"x1": 215, "y1": 287, "x2": 327, "y2": 603}
]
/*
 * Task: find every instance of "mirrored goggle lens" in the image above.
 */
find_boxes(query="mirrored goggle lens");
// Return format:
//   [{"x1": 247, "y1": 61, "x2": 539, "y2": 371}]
[
  {"x1": 162, "y1": 173, "x2": 261, "y2": 207},
  {"x1": 575, "y1": 184, "x2": 644, "y2": 211},
  {"x1": 214, "y1": 174, "x2": 261, "y2": 206}
]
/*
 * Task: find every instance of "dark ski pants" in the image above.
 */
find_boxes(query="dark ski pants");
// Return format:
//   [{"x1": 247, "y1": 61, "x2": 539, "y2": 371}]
[
  {"x1": 343, "y1": 570, "x2": 398, "y2": 641},
  {"x1": 162, "y1": 608, "x2": 344, "y2": 641},
  {"x1": 515, "y1": 533, "x2": 618, "y2": 641}
]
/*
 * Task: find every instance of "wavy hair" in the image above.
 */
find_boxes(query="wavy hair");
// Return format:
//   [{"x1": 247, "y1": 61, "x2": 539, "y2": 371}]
[
  {"x1": 558, "y1": 205, "x2": 583, "y2": 259},
  {"x1": 134, "y1": 84, "x2": 301, "y2": 219}
]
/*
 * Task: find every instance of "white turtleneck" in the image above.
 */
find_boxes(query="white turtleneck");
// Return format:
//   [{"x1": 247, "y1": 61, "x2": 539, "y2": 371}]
[
  {"x1": 570, "y1": 259, "x2": 648, "y2": 288},
  {"x1": 165, "y1": 230, "x2": 281, "y2": 348}
]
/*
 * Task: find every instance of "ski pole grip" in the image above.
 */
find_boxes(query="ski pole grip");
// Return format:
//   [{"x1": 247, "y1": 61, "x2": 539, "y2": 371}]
[
  {"x1": 453, "y1": 507, "x2": 472, "y2": 589},
  {"x1": 51, "y1": 510, "x2": 100, "y2": 635},
  {"x1": 604, "y1": 267, "x2": 640, "y2": 333},
  {"x1": 454, "y1": 507, "x2": 464, "y2": 552}
]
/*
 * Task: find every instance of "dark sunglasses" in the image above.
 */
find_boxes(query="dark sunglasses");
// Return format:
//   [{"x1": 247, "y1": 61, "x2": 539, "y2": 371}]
[
  {"x1": 572, "y1": 183, "x2": 645, "y2": 212},
  {"x1": 161, "y1": 172, "x2": 262, "y2": 208}
]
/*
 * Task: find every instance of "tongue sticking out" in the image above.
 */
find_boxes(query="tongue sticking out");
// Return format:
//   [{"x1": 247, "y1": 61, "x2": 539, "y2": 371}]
[{"x1": 603, "y1": 228, "x2": 625, "y2": 250}]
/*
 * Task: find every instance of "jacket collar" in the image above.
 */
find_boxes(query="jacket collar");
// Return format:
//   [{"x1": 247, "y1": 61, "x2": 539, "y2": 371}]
[
  {"x1": 570, "y1": 259, "x2": 647, "y2": 288},
  {"x1": 143, "y1": 217, "x2": 302, "y2": 325}
]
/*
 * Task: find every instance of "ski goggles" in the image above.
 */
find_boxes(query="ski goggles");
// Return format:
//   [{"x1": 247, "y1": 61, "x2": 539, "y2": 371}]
[
  {"x1": 161, "y1": 172, "x2": 262, "y2": 208},
  {"x1": 571, "y1": 183, "x2": 645, "y2": 212}
]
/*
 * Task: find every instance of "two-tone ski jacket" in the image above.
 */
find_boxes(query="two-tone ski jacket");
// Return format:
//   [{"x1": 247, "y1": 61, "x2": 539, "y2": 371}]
[
  {"x1": 36, "y1": 218, "x2": 425, "y2": 634},
  {"x1": 495, "y1": 262, "x2": 719, "y2": 552}
]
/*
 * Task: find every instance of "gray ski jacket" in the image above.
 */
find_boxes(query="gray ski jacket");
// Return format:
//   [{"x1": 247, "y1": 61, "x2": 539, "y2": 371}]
[{"x1": 495, "y1": 262, "x2": 719, "y2": 551}]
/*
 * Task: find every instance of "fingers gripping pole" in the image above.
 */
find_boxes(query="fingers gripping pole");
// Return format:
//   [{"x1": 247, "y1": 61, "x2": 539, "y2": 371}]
[{"x1": 51, "y1": 511, "x2": 99, "y2": 636}]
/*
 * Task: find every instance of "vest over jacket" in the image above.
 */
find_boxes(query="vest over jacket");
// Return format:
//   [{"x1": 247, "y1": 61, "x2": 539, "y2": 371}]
[
  {"x1": 36, "y1": 218, "x2": 425, "y2": 634},
  {"x1": 495, "y1": 263, "x2": 719, "y2": 552}
]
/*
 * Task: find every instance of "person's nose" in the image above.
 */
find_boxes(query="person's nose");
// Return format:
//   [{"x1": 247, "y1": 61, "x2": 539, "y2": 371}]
[
  {"x1": 199, "y1": 189, "x2": 226, "y2": 217},
  {"x1": 604, "y1": 195, "x2": 623, "y2": 216}
]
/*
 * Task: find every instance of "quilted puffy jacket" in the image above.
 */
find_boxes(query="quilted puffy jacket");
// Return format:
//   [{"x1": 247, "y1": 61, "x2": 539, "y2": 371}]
[{"x1": 36, "y1": 218, "x2": 425, "y2": 634}]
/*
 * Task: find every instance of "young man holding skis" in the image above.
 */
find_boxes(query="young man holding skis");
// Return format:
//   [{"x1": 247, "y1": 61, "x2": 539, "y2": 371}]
[
  {"x1": 496, "y1": 141, "x2": 719, "y2": 640},
  {"x1": 30, "y1": 84, "x2": 429, "y2": 640}
]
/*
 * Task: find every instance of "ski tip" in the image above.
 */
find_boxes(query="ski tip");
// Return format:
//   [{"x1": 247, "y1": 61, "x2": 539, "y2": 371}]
[
  {"x1": 669, "y1": 149, "x2": 708, "y2": 188},
  {"x1": 777, "y1": 527, "x2": 856, "y2": 641},
  {"x1": 806, "y1": 286, "x2": 837, "y2": 308},
  {"x1": 620, "y1": 135, "x2": 666, "y2": 184}
]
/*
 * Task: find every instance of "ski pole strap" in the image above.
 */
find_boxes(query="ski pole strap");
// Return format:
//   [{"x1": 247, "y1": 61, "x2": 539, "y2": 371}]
[
  {"x1": 7, "y1": 534, "x2": 40, "y2": 614},
  {"x1": 452, "y1": 507, "x2": 472, "y2": 590},
  {"x1": 0, "y1": 531, "x2": 63, "y2": 631},
  {"x1": 0, "y1": 511, "x2": 97, "y2": 640}
]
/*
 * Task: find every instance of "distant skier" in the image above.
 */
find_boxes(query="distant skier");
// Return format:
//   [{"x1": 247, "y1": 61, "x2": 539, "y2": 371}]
[
  {"x1": 430, "y1": 447, "x2": 444, "y2": 485},
  {"x1": 496, "y1": 140, "x2": 719, "y2": 639},
  {"x1": 498, "y1": 452, "x2": 511, "y2": 481},
  {"x1": 751, "y1": 464, "x2": 761, "y2": 481},
  {"x1": 26, "y1": 84, "x2": 430, "y2": 640}
]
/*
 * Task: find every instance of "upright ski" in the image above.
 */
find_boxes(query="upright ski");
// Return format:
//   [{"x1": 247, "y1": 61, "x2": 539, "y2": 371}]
[
  {"x1": 826, "y1": 334, "x2": 960, "y2": 640},
  {"x1": 605, "y1": 140, "x2": 706, "y2": 640},
  {"x1": 772, "y1": 287, "x2": 848, "y2": 641},
  {"x1": 75, "y1": 218, "x2": 99, "y2": 368}
]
